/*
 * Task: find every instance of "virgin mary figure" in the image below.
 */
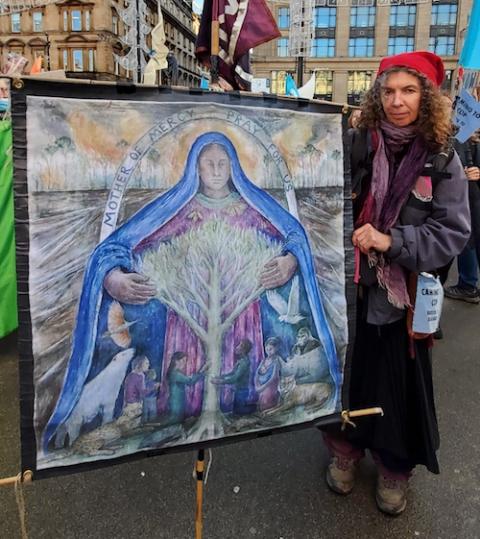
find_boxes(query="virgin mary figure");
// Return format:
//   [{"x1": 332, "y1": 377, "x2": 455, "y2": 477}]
[{"x1": 43, "y1": 132, "x2": 340, "y2": 452}]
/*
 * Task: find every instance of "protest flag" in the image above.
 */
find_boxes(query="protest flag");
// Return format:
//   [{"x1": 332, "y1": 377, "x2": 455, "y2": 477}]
[
  {"x1": 30, "y1": 56, "x2": 43, "y2": 74},
  {"x1": 195, "y1": 0, "x2": 281, "y2": 91},
  {"x1": 285, "y1": 73, "x2": 300, "y2": 97},
  {"x1": 143, "y1": 4, "x2": 169, "y2": 85},
  {"x1": 459, "y1": 0, "x2": 480, "y2": 70},
  {"x1": 298, "y1": 72, "x2": 316, "y2": 100},
  {"x1": 0, "y1": 119, "x2": 17, "y2": 338}
]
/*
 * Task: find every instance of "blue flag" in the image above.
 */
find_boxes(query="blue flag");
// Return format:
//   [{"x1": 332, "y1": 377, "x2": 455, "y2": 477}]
[
  {"x1": 460, "y1": 0, "x2": 480, "y2": 69},
  {"x1": 285, "y1": 74, "x2": 300, "y2": 97},
  {"x1": 200, "y1": 76, "x2": 209, "y2": 90}
]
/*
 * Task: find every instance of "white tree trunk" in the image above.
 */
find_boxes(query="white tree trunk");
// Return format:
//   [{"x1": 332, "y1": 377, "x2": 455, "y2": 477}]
[{"x1": 189, "y1": 262, "x2": 226, "y2": 440}]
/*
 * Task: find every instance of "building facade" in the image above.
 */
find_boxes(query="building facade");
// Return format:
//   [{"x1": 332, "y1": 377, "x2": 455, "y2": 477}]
[
  {"x1": 0, "y1": 0, "x2": 201, "y2": 85},
  {"x1": 252, "y1": 0, "x2": 472, "y2": 103}
]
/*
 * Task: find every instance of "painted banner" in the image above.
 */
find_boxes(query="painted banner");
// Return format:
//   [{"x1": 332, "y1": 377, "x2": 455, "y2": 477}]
[
  {"x1": 0, "y1": 119, "x2": 17, "y2": 338},
  {"x1": 12, "y1": 81, "x2": 354, "y2": 478}
]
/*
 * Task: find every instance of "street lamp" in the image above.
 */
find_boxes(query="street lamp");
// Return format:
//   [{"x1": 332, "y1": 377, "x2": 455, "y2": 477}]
[{"x1": 44, "y1": 32, "x2": 51, "y2": 70}]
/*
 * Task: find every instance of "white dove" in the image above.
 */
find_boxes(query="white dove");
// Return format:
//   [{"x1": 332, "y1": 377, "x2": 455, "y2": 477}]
[{"x1": 266, "y1": 275, "x2": 305, "y2": 324}]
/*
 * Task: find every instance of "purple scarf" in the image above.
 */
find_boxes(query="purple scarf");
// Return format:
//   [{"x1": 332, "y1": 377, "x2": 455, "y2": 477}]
[{"x1": 357, "y1": 121, "x2": 429, "y2": 308}]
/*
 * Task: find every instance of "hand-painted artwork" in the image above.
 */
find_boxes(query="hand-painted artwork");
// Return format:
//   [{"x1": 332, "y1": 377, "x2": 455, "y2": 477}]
[{"x1": 16, "y1": 86, "x2": 350, "y2": 473}]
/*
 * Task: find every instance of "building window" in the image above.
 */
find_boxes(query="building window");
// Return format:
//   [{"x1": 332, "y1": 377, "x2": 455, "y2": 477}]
[
  {"x1": 271, "y1": 70, "x2": 286, "y2": 94},
  {"x1": 62, "y1": 8, "x2": 91, "y2": 32},
  {"x1": 388, "y1": 36, "x2": 414, "y2": 55},
  {"x1": 73, "y1": 49, "x2": 83, "y2": 70},
  {"x1": 32, "y1": 12, "x2": 43, "y2": 32},
  {"x1": 429, "y1": 36, "x2": 455, "y2": 56},
  {"x1": 11, "y1": 13, "x2": 21, "y2": 33},
  {"x1": 390, "y1": 5, "x2": 416, "y2": 27},
  {"x1": 348, "y1": 71, "x2": 372, "y2": 105},
  {"x1": 311, "y1": 38, "x2": 335, "y2": 57},
  {"x1": 314, "y1": 7, "x2": 336, "y2": 28},
  {"x1": 61, "y1": 48, "x2": 96, "y2": 71},
  {"x1": 71, "y1": 10, "x2": 82, "y2": 31},
  {"x1": 277, "y1": 37, "x2": 289, "y2": 57},
  {"x1": 112, "y1": 14, "x2": 118, "y2": 34},
  {"x1": 278, "y1": 7, "x2": 289, "y2": 29},
  {"x1": 350, "y1": 6, "x2": 375, "y2": 28},
  {"x1": 431, "y1": 3, "x2": 457, "y2": 26},
  {"x1": 348, "y1": 37, "x2": 374, "y2": 57},
  {"x1": 314, "y1": 71, "x2": 333, "y2": 100}
]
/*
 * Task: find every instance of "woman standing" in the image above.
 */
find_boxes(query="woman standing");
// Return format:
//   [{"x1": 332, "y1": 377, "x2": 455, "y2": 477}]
[{"x1": 323, "y1": 52, "x2": 470, "y2": 515}]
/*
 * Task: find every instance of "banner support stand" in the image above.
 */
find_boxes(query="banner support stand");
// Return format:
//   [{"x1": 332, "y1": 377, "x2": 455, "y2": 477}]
[
  {"x1": 0, "y1": 470, "x2": 33, "y2": 487},
  {"x1": 194, "y1": 449, "x2": 205, "y2": 539},
  {"x1": 341, "y1": 407, "x2": 384, "y2": 430}
]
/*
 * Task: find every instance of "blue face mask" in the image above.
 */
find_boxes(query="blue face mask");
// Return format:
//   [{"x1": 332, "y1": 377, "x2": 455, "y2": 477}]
[{"x1": 0, "y1": 99, "x2": 10, "y2": 112}]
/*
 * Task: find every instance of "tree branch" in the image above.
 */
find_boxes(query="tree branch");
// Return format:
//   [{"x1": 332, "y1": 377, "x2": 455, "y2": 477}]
[
  {"x1": 221, "y1": 285, "x2": 264, "y2": 331},
  {"x1": 160, "y1": 295, "x2": 207, "y2": 342}
]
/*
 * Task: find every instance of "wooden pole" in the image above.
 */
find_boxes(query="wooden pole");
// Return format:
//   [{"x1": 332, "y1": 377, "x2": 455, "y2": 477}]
[
  {"x1": 341, "y1": 407, "x2": 384, "y2": 430},
  {"x1": 0, "y1": 471, "x2": 33, "y2": 487},
  {"x1": 195, "y1": 449, "x2": 205, "y2": 539},
  {"x1": 210, "y1": 0, "x2": 220, "y2": 83}
]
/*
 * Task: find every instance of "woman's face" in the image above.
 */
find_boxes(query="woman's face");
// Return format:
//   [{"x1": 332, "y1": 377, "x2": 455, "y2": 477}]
[
  {"x1": 380, "y1": 71, "x2": 422, "y2": 127},
  {"x1": 198, "y1": 145, "x2": 231, "y2": 192}
]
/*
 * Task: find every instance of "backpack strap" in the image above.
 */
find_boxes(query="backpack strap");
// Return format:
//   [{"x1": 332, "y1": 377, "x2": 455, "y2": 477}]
[
  {"x1": 350, "y1": 128, "x2": 372, "y2": 197},
  {"x1": 421, "y1": 142, "x2": 455, "y2": 191}
]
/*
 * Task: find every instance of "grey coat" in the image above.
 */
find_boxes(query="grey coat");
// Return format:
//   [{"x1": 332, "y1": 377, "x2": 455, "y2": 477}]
[{"x1": 362, "y1": 151, "x2": 471, "y2": 325}]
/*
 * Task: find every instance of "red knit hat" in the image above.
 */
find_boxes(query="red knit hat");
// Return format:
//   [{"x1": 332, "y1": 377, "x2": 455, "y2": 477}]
[{"x1": 377, "y1": 51, "x2": 445, "y2": 87}]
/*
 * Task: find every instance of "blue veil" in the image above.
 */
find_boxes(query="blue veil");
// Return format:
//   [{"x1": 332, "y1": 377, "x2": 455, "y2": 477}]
[{"x1": 43, "y1": 131, "x2": 341, "y2": 450}]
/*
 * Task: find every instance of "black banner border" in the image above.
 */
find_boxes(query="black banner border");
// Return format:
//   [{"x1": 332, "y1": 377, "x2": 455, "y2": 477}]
[{"x1": 11, "y1": 79, "x2": 355, "y2": 480}]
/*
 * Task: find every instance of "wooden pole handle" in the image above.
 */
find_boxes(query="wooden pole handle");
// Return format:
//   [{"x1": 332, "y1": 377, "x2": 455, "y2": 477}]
[{"x1": 0, "y1": 471, "x2": 33, "y2": 488}]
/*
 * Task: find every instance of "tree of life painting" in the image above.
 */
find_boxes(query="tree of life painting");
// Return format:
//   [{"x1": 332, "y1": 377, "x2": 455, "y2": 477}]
[{"x1": 23, "y1": 95, "x2": 347, "y2": 471}]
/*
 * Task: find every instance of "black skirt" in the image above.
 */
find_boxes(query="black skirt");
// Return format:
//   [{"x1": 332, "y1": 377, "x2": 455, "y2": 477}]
[{"x1": 345, "y1": 314, "x2": 440, "y2": 474}]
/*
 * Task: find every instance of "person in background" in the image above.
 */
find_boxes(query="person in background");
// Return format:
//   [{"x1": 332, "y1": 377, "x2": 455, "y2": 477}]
[
  {"x1": 322, "y1": 51, "x2": 470, "y2": 516},
  {"x1": 444, "y1": 130, "x2": 480, "y2": 303},
  {"x1": 348, "y1": 109, "x2": 362, "y2": 130}
]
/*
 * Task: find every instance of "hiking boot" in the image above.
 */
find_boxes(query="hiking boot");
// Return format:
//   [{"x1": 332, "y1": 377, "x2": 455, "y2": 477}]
[
  {"x1": 325, "y1": 456, "x2": 356, "y2": 495},
  {"x1": 375, "y1": 475, "x2": 408, "y2": 516},
  {"x1": 444, "y1": 285, "x2": 480, "y2": 304}
]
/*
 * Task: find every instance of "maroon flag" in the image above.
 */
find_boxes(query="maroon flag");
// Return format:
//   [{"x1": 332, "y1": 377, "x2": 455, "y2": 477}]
[{"x1": 195, "y1": 0, "x2": 281, "y2": 90}]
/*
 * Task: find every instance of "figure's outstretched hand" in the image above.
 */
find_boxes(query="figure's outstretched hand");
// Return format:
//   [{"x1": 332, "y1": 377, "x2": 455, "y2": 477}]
[
  {"x1": 104, "y1": 269, "x2": 157, "y2": 305},
  {"x1": 260, "y1": 253, "x2": 298, "y2": 289},
  {"x1": 210, "y1": 377, "x2": 223, "y2": 385}
]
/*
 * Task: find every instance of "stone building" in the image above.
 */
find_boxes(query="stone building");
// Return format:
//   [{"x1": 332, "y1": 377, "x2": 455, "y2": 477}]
[
  {"x1": 252, "y1": 0, "x2": 473, "y2": 103},
  {"x1": 0, "y1": 0, "x2": 201, "y2": 85}
]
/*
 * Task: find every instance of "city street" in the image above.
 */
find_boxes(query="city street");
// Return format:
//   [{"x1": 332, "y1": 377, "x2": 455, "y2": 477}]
[{"x1": 1, "y1": 290, "x2": 479, "y2": 539}]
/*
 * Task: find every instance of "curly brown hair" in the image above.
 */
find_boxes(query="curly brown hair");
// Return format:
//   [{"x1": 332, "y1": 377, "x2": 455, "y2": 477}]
[{"x1": 358, "y1": 67, "x2": 452, "y2": 151}]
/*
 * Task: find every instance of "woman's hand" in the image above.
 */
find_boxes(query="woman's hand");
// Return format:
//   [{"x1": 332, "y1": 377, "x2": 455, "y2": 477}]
[
  {"x1": 260, "y1": 253, "x2": 298, "y2": 289},
  {"x1": 352, "y1": 224, "x2": 392, "y2": 254},
  {"x1": 465, "y1": 166, "x2": 480, "y2": 181},
  {"x1": 104, "y1": 269, "x2": 157, "y2": 304}
]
